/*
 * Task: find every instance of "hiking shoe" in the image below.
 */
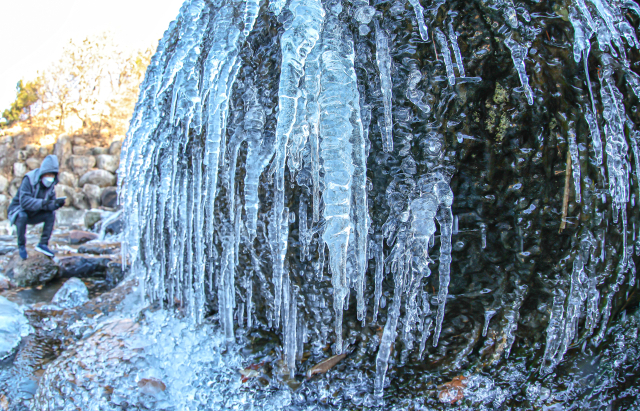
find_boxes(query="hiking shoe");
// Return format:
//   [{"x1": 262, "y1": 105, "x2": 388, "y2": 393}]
[
  {"x1": 35, "y1": 244, "x2": 55, "y2": 257},
  {"x1": 19, "y1": 246, "x2": 27, "y2": 260}
]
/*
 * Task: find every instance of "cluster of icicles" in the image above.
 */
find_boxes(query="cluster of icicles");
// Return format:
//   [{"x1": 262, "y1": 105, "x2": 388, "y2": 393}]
[{"x1": 119, "y1": 0, "x2": 640, "y2": 396}]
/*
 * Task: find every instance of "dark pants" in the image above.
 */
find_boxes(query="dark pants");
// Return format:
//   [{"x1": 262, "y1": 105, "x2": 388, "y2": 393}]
[{"x1": 15, "y1": 210, "x2": 55, "y2": 247}]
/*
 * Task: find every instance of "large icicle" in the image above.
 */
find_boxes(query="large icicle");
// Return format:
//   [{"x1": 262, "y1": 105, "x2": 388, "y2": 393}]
[
  {"x1": 408, "y1": 0, "x2": 429, "y2": 41},
  {"x1": 318, "y1": 12, "x2": 359, "y2": 354},
  {"x1": 271, "y1": 0, "x2": 325, "y2": 326},
  {"x1": 374, "y1": 20, "x2": 394, "y2": 153}
]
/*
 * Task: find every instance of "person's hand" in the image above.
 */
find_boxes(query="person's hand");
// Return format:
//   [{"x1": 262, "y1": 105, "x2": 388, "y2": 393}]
[
  {"x1": 55, "y1": 198, "x2": 66, "y2": 209},
  {"x1": 44, "y1": 200, "x2": 57, "y2": 211}
]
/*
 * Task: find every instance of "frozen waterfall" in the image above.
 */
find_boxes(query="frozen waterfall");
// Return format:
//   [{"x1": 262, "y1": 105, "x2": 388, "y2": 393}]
[{"x1": 119, "y1": 0, "x2": 640, "y2": 398}]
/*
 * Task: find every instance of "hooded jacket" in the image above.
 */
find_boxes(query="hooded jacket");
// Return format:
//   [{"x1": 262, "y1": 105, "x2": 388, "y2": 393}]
[{"x1": 8, "y1": 154, "x2": 59, "y2": 224}]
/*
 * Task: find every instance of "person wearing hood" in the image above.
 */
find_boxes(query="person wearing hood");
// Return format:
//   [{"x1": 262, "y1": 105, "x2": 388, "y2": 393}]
[{"x1": 7, "y1": 154, "x2": 66, "y2": 260}]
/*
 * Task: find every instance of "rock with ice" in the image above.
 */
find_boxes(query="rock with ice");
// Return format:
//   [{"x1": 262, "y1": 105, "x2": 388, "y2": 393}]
[
  {"x1": 51, "y1": 277, "x2": 89, "y2": 309},
  {"x1": 0, "y1": 296, "x2": 31, "y2": 360}
]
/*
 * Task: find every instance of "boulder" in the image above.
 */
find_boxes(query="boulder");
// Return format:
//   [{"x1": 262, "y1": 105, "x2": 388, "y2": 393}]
[
  {"x1": 100, "y1": 186, "x2": 118, "y2": 208},
  {"x1": 13, "y1": 162, "x2": 27, "y2": 178},
  {"x1": 103, "y1": 213, "x2": 123, "y2": 236},
  {"x1": 0, "y1": 296, "x2": 30, "y2": 360},
  {"x1": 8, "y1": 183, "x2": 18, "y2": 198},
  {"x1": 83, "y1": 184, "x2": 102, "y2": 209},
  {"x1": 70, "y1": 155, "x2": 96, "y2": 176},
  {"x1": 25, "y1": 157, "x2": 40, "y2": 170},
  {"x1": 0, "y1": 194, "x2": 9, "y2": 220},
  {"x1": 0, "y1": 175, "x2": 7, "y2": 193},
  {"x1": 58, "y1": 171, "x2": 77, "y2": 187},
  {"x1": 39, "y1": 146, "x2": 51, "y2": 157},
  {"x1": 5, "y1": 249, "x2": 59, "y2": 287},
  {"x1": 78, "y1": 169, "x2": 116, "y2": 188},
  {"x1": 72, "y1": 146, "x2": 91, "y2": 156},
  {"x1": 73, "y1": 137, "x2": 87, "y2": 146},
  {"x1": 84, "y1": 209, "x2": 102, "y2": 229},
  {"x1": 51, "y1": 277, "x2": 89, "y2": 309},
  {"x1": 53, "y1": 135, "x2": 72, "y2": 166},
  {"x1": 54, "y1": 184, "x2": 75, "y2": 206},
  {"x1": 67, "y1": 230, "x2": 98, "y2": 244},
  {"x1": 0, "y1": 245, "x2": 16, "y2": 255},
  {"x1": 109, "y1": 140, "x2": 122, "y2": 155},
  {"x1": 95, "y1": 154, "x2": 119, "y2": 173},
  {"x1": 71, "y1": 191, "x2": 90, "y2": 210},
  {"x1": 58, "y1": 256, "x2": 111, "y2": 277}
]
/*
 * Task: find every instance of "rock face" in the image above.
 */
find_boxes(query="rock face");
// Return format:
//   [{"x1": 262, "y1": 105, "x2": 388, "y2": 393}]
[
  {"x1": 12, "y1": 162, "x2": 27, "y2": 178},
  {"x1": 5, "y1": 250, "x2": 59, "y2": 287},
  {"x1": 52, "y1": 277, "x2": 89, "y2": 309},
  {"x1": 66, "y1": 230, "x2": 99, "y2": 245},
  {"x1": 83, "y1": 184, "x2": 102, "y2": 208},
  {"x1": 0, "y1": 175, "x2": 8, "y2": 193},
  {"x1": 78, "y1": 170, "x2": 116, "y2": 188},
  {"x1": 0, "y1": 296, "x2": 30, "y2": 360},
  {"x1": 53, "y1": 135, "x2": 72, "y2": 167}
]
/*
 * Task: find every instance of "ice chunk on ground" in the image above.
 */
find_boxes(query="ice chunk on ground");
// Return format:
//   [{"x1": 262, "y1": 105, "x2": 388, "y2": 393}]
[
  {"x1": 52, "y1": 277, "x2": 90, "y2": 309},
  {"x1": 0, "y1": 296, "x2": 31, "y2": 360}
]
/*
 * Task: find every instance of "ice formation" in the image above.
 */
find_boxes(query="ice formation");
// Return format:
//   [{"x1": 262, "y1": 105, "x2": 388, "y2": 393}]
[{"x1": 118, "y1": 0, "x2": 640, "y2": 398}]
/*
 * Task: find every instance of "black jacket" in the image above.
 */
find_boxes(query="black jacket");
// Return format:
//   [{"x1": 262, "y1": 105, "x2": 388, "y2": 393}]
[{"x1": 8, "y1": 154, "x2": 59, "y2": 224}]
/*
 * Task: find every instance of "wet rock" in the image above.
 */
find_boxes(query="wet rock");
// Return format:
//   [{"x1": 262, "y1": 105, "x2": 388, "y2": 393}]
[
  {"x1": 58, "y1": 256, "x2": 111, "y2": 278},
  {"x1": 5, "y1": 250, "x2": 59, "y2": 287},
  {"x1": 103, "y1": 214, "x2": 123, "y2": 236},
  {"x1": 78, "y1": 169, "x2": 116, "y2": 188},
  {"x1": 100, "y1": 186, "x2": 118, "y2": 208},
  {"x1": 13, "y1": 162, "x2": 27, "y2": 178},
  {"x1": 95, "y1": 154, "x2": 119, "y2": 173},
  {"x1": 25, "y1": 158, "x2": 40, "y2": 170},
  {"x1": 84, "y1": 210, "x2": 102, "y2": 229},
  {"x1": 66, "y1": 230, "x2": 98, "y2": 244},
  {"x1": 69, "y1": 155, "x2": 96, "y2": 176},
  {"x1": 51, "y1": 277, "x2": 89, "y2": 309},
  {"x1": 0, "y1": 245, "x2": 16, "y2": 255},
  {"x1": 105, "y1": 261, "x2": 125, "y2": 287},
  {"x1": 0, "y1": 296, "x2": 30, "y2": 360},
  {"x1": 57, "y1": 171, "x2": 77, "y2": 187},
  {"x1": 78, "y1": 242, "x2": 120, "y2": 255},
  {"x1": 0, "y1": 175, "x2": 8, "y2": 193},
  {"x1": 83, "y1": 184, "x2": 102, "y2": 209}
]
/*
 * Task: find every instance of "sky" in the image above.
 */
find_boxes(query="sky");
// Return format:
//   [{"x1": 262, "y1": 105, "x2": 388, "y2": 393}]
[{"x1": 0, "y1": 0, "x2": 184, "y2": 112}]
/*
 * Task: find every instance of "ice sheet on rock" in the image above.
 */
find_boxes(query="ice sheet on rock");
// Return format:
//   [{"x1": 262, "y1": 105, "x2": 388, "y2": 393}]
[
  {"x1": 52, "y1": 277, "x2": 90, "y2": 309},
  {"x1": 504, "y1": 34, "x2": 534, "y2": 105},
  {"x1": 0, "y1": 296, "x2": 31, "y2": 360},
  {"x1": 375, "y1": 20, "x2": 394, "y2": 153}
]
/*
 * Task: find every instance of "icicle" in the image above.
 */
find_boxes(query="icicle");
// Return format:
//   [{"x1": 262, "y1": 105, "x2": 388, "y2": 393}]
[
  {"x1": 503, "y1": 284, "x2": 527, "y2": 358},
  {"x1": 243, "y1": 0, "x2": 260, "y2": 36},
  {"x1": 305, "y1": 42, "x2": 322, "y2": 223},
  {"x1": 568, "y1": 127, "x2": 582, "y2": 203},
  {"x1": 434, "y1": 28, "x2": 455, "y2": 86},
  {"x1": 372, "y1": 236, "x2": 385, "y2": 323},
  {"x1": 585, "y1": 107, "x2": 603, "y2": 166},
  {"x1": 374, "y1": 20, "x2": 394, "y2": 153},
  {"x1": 318, "y1": 13, "x2": 358, "y2": 354},
  {"x1": 433, "y1": 182, "x2": 454, "y2": 346},
  {"x1": 504, "y1": 34, "x2": 534, "y2": 105},
  {"x1": 271, "y1": 0, "x2": 325, "y2": 325},
  {"x1": 299, "y1": 199, "x2": 310, "y2": 261},
  {"x1": 408, "y1": 0, "x2": 429, "y2": 41},
  {"x1": 447, "y1": 21, "x2": 465, "y2": 77}
]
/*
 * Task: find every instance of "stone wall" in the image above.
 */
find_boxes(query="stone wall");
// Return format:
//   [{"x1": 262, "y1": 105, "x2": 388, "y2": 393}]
[{"x1": 0, "y1": 132, "x2": 121, "y2": 220}]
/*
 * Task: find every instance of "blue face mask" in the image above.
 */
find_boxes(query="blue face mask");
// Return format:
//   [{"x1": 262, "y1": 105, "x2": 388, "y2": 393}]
[{"x1": 42, "y1": 176, "x2": 55, "y2": 187}]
